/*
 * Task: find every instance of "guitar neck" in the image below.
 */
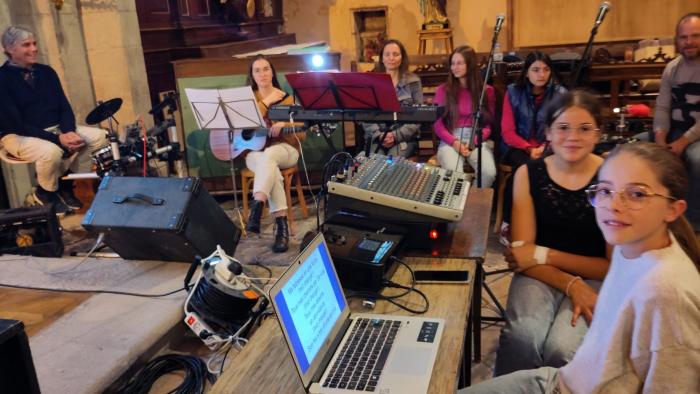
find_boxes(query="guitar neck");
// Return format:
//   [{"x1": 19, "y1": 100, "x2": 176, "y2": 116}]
[{"x1": 279, "y1": 126, "x2": 303, "y2": 134}]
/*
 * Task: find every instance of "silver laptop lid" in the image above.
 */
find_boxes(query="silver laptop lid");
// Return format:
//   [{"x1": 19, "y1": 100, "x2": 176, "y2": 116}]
[{"x1": 268, "y1": 233, "x2": 351, "y2": 390}]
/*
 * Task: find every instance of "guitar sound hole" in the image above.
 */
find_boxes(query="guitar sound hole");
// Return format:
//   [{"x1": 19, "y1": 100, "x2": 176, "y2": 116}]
[{"x1": 241, "y1": 129, "x2": 255, "y2": 140}]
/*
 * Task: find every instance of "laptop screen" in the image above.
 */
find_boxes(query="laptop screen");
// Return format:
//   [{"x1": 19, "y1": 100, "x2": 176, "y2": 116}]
[{"x1": 272, "y1": 235, "x2": 347, "y2": 376}]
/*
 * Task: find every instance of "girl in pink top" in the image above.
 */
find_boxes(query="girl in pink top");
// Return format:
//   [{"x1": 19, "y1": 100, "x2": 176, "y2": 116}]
[{"x1": 433, "y1": 45, "x2": 496, "y2": 187}]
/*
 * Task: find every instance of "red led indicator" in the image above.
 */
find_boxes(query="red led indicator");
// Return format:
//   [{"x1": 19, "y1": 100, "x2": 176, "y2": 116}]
[{"x1": 429, "y1": 229, "x2": 439, "y2": 239}]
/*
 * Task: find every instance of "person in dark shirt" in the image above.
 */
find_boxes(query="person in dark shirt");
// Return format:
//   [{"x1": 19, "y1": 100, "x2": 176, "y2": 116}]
[{"x1": 0, "y1": 26, "x2": 106, "y2": 214}]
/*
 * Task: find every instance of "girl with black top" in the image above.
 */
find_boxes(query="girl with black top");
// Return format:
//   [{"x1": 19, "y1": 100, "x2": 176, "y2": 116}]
[{"x1": 494, "y1": 90, "x2": 610, "y2": 376}]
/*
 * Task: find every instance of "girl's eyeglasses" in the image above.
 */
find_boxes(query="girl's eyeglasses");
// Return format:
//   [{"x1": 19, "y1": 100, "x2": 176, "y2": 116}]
[
  {"x1": 585, "y1": 184, "x2": 677, "y2": 210},
  {"x1": 551, "y1": 123, "x2": 599, "y2": 136}
]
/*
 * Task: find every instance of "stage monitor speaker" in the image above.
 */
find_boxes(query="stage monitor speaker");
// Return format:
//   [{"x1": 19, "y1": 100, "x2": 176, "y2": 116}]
[
  {"x1": 0, "y1": 320, "x2": 40, "y2": 394},
  {"x1": 82, "y1": 176, "x2": 240, "y2": 262}
]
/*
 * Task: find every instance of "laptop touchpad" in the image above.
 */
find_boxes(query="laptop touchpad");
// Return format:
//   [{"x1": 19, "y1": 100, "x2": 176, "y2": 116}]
[{"x1": 386, "y1": 347, "x2": 431, "y2": 374}]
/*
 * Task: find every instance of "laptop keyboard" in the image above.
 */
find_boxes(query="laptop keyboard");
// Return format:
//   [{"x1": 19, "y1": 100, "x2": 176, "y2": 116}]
[{"x1": 322, "y1": 317, "x2": 401, "y2": 391}]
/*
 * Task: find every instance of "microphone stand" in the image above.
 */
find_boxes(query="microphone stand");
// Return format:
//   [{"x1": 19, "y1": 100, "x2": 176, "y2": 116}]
[
  {"x1": 471, "y1": 23, "x2": 502, "y2": 188},
  {"x1": 569, "y1": 12, "x2": 605, "y2": 88}
]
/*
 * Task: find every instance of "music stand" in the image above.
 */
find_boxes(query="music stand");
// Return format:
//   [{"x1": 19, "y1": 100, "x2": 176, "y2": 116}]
[
  {"x1": 285, "y1": 72, "x2": 401, "y2": 153},
  {"x1": 184, "y1": 86, "x2": 266, "y2": 234}
]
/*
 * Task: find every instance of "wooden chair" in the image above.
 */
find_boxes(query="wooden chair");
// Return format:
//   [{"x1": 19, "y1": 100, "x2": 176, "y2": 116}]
[
  {"x1": 241, "y1": 166, "x2": 309, "y2": 236},
  {"x1": 417, "y1": 28, "x2": 454, "y2": 55},
  {"x1": 493, "y1": 164, "x2": 513, "y2": 233}
]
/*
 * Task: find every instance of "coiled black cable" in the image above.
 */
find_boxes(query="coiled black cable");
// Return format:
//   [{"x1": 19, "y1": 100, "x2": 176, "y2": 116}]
[{"x1": 116, "y1": 354, "x2": 215, "y2": 394}]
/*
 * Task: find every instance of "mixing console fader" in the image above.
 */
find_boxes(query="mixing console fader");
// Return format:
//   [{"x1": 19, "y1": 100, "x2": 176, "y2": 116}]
[{"x1": 327, "y1": 154, "x2": 470, "y2": 221}]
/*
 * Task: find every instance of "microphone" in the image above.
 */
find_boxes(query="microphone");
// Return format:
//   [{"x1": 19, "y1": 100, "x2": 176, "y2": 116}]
[
  {"x1": 495, "y1": 13, "x2": 506, "y2": 34},
  {"x1": 594, "y1": 1, "x2": 611, "y2": 26}
]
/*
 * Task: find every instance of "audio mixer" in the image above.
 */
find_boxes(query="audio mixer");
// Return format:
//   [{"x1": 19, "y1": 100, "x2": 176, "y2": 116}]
[{"x1": 327, "y1": 154, "x2": 469, "y2": 221}]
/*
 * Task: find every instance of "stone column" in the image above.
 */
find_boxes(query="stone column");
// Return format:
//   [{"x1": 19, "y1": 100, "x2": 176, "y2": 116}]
[{"x1": 79, "y1": 0, "x2": 152, "y2": 127}]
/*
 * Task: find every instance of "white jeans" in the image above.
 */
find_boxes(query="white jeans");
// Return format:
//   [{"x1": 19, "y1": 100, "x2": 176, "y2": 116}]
[
  {"x1": 436, "y1": 127, "x2": 496, "y2": 188},
  {"x1": 245, "y1": 143, "x2": 299, "y2": 213},
  {"x1": 0, "y1": 125, "x2": 107, "y2": 191}
]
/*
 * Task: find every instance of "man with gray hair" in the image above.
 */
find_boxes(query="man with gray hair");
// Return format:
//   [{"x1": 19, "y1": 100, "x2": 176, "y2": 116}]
[{"x1": 0, "y1": 26, "x2": 106, "y2": 214}]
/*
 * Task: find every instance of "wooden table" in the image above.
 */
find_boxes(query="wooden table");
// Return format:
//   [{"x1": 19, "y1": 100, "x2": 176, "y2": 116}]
[
  {"x1": 405, "y1": 188, "x2": 494, "y2": 383},
  {"x1": 211, "y1": 188, "x2": 493, "y2": 392},
  {"x1": 211, "y1": 257, "x2": 475, "y2": 394}
]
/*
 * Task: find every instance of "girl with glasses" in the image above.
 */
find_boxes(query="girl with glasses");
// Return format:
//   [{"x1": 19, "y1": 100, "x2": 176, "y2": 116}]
[
  {"x1": 461, "y1": 142, "x2": 700, "y2": 393},
  {"x1": 493, "y1": 90, "x2": 610, "y2": 376}
]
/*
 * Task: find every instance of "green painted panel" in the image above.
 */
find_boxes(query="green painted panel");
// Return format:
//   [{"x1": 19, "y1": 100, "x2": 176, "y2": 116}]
[{"x1": 177, "y1": 74, "x2": 342, "y2": 177}]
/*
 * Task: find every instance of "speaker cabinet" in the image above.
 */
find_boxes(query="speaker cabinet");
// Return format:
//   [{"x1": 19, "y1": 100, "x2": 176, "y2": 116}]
[{"x1": 82, "y1": 176, "x2": 240, "y2": 262}]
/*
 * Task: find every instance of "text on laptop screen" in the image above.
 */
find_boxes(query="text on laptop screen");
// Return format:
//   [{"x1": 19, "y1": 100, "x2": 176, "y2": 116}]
[{"x1": 273, "y1": 239, "x2": 347, "y2": 374}]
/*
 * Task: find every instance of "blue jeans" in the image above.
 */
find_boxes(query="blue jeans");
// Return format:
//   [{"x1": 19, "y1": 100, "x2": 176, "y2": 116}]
[
  {"x1": 494, "y1": 274, "x2": 601, "y2": 376},
  {"x1": 459, "y1": 367, "x2": 559, "y2": 394},
  {"x1": 632, "y1": 131, "x2": 700, "y2": 231}
]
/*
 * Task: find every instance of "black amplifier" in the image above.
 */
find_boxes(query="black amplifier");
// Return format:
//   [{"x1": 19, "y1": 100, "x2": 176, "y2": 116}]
[
  {"x1": 323, "y1": 216, "x2": 404, "y2": 292},
  {"x1": 82, "y1": 176, "x2": 240, "y2": 262},
  {"x1": 0, "y1": 205, "x2": 63, "y2": 257}
]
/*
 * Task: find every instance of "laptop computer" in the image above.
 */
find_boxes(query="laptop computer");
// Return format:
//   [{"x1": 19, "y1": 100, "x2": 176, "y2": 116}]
[{"x1": 269, "y1": 233, "x2": 444, "y2": 393}]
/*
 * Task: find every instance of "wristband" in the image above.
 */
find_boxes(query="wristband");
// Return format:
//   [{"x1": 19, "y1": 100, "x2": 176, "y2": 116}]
[
  {"x1": 565, "y1": 276, "x2": 582, "y2": 297},
  {"x1": 510, "y1": 240, "x2": 525, "y2": 248},
  {"x1": 534, "y1": 245, "x2": 549, "y2": 265}
]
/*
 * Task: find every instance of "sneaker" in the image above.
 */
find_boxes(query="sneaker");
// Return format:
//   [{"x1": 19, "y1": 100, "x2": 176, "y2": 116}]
[
  {"x1": 57, "y1": 180, "x2": 84, "y2": 210},
  {"x1": 33, "y1": 186, "x2": 71, "y2": 215},
  {"x1": 498, "y1": 222, "x2": 511, "y2": 247}
]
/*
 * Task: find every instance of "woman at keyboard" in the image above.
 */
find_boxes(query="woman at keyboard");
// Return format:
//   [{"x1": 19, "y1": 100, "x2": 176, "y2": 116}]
[
  {"x1": 361, "y1": 39, "x2": 423, "y2": 158},
  {"x1": 462, "y1": 141, "x2": 700, "y2": 393},
  {"x1": 245, "y1": 54, "x2": 305, "y2": 253},
  {"x1": 433, "y1": 45, "x2": 496, "y2": 187},
  {"x1": 494, "y1": 90, "x2": 610, "y2": 376}
]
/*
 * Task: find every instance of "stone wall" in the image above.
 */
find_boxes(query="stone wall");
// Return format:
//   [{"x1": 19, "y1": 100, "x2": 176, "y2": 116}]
[{"x1": 283, "y1": 0, "x2": 509, "y2": 70}]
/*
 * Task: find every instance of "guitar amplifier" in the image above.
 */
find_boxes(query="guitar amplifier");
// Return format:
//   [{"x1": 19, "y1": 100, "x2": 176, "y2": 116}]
[
  {"x1": 0, "y1": 205, "x2": 63, "y2": 257},
  {"x1": 82, "y1": 176, "x2": 240, "y2": 262}
]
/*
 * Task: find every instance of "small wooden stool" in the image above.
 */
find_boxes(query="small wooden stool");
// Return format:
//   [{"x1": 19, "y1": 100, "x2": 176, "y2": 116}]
[
  {"x1": 494, "y1": 164, "x2": 513, "y2": 234},
  {"x1": 241, "y1": 166, "x2": 309, "y2": 236},
  {"x1": 417, "y1": 28, "x2": 454, "y2": 54},
  {"x1": 0, "y1": 147, "x2": 31, "y2": 165}
]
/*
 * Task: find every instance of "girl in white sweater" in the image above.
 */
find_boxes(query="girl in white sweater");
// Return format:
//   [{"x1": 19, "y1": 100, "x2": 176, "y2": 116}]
[{"x1": 462, "y1": 142, "x2": 700, "y2": 393}]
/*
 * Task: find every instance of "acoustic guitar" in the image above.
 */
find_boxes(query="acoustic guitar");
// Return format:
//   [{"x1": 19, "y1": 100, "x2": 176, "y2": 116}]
[{"x1": 209, "y1": 126, "x2": 309, "y2": 161}]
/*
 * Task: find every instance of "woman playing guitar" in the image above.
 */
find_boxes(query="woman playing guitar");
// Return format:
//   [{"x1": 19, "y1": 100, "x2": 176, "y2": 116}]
[{"x1": 245, "y1": 54, "x2": 306, "y2": 253}]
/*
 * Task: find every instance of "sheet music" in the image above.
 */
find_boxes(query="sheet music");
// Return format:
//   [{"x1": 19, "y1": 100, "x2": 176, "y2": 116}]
[{"x1": 184, "y1": 86, "x2": 265, "y2": 130}]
